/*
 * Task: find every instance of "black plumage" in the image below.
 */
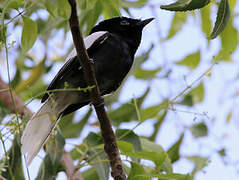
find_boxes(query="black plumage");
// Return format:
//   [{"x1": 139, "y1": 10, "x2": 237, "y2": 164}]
[
  {"x1": 42, "y1": 17, "x2": 153, "y2": 116},
  {"x1": 21, "y1": 16, "x2": 153, "y2": 164}
]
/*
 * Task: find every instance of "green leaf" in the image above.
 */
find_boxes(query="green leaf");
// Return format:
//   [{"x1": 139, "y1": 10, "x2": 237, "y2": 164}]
[
  {"x1": 215, "y1": 18, "x2": 238, "y2": 61},
  {"x1": 190, "y1": 122, "x2": 208, "y2": 138},
  {"x1": 210, "y1": 0, "x2": 230, "y2": 39},
  {"x1": 85, "y1": 133, "x2": 103, "y2": 147},
  {"x1": 180, "y1": 83, "x2": 204, "y2": 106},
  {"x1": 78, "y1": 0, "x2": 87, "y2": 9},
  {"x1": 102, "y1": 0, "x2": 121, "y2": 18},
  {"x1": 179, "y1": 95, "x2": 193, "y2": 107},
  {"x1": 149, "y1": 110, "x2": 168, "y2": 141},
  {"x1": 47, "y1": 131, "x2": 65, "y2": 164},
  {"x1": 109, "y1": 102, "x2": 136, "y2": 125},
  {"x1": 167, "y1": 133, "x2": 184, "y2": 163},
  {"x1": 11, "y1": 68, "x2": 21, "y2": 88},
  {"x1": 167, "y1": 12, "x2": 187, "y2": 39},
  {"x1": 57, "y1": 0, "x2": 71, "y2": 19},
  {"x1": 189, "y1": 82, "x2": 204, "y2": 104},
  {"x1": 0, "y1": 26, "x2": 6, "y2": 48},
  {"x1": 141, "y1": 100, "x2": 168, "y2": 121},
  {"x1": 217, "y1": 148, "x2": 226, "y2": 157},
  {"x1": 186, "y1": 156, "x2": 209, "y2": 177},
  {"x1": 134, "y1": 67, "x2": 161, "y2": 80},
  {"x1": 82, "y1": 168, "x2": 99, "y2": 180},
  {"x1": 132, "y1": 45, "x2": 154, "y2": 72},
  {"x1": 176, "y1": 50, "x2": 200, "y2": 70},
  {"x1": 161, "y1": 0, "x2": 210, "y2": 11},
  {"x1": 179, "y1": 82, "x2": 204, "y2": 106},
  {"x1": 226, "y1": 111, "x2": 232, "y2": 123},
  {"x1": 37, "y1": 16, "x2": 67, "y2": 42},
  {"x1": 36, "y1": 154, "x2": 64, "y2": 180},
  {"x1": 201, "y1": 5, "x2": 212, "y2": 37},
  {"x1": 36, "y1": 131, "x2": 65, "y2": 180},
  {"x1": 137, "y1": 87, "x2": 150, "y2": 106},
  {"x1": 122, "y1": 151, "x2": 167, "y2": 168},
  {"x1": 140, "y1": 138, "x2": 164, "y2": 153},
  {"x1": 140, "y1": 138, "x2": 172, "y2": 173},
  {"x1": 2, "y1": 138, "x2": 24, "y2": 180},
  {"x1": 15, "y1": 59, "x2": 45, "y2": 93},
  {"x1": 85, "y1": 133, "x2": 110, "y2": 180},
  {"x1": 117, "y1": 141, "x2": 134, "y2": 153},
  {"x1": 121, "y1": 0, "x2": 148, "y2": 8},
  {"x1": 229, "y1": 0, "x2": 237, "y2": 9},
  {"x1": 7, "y1": 0, "x2": 23, "y2": 10},
  {"x1": 0, "y1": 101, "x2": 11, "y2": 119},
  {"x1": 44, "y1": 0, "x2": 71, "y2": 19},
  {"x1": 70, "y1": 143, "x2": 88, "y2": 160},
  {"x1": 59, "y1": 113, "x2": 74, "y2": 129},
  {"x1": 60, "y1": 109, "x2": 92, "y2": 138},
  {"x1": 141, "y1": 105, "x2": 161, "y2": 121},
  {"x1": 109, "y1": 88, "x2": 150, "y2": 125},
  {"x1": 85, "y1": 1, "x2": 102, "y2": 34},
  {"x1": 116, "y1": 129, "x2": 142, "y2": 163},
  {"x1": 116, "y1": 129, "x2": 142, "y2": 152},
  {"x1": 128, "y1": 162, "x2": 150, "y2": 180},
  {"x1": 21, "y1": 16, "x2": 38, "y2": 53},
  {"x1": 22, "y1": 79, "x2": 47, "y2": 101}
]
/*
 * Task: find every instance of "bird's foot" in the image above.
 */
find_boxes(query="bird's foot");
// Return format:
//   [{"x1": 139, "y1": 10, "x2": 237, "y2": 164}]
[
  {"x1": 92, "y1": 99, "x2": 105, "y2": 108},
  {"x1": 95, "y1": 102, "x2": 105, "y2": 108},
  {"x1": 89, "y1": 58, "x2": 94, "y2": 64}
]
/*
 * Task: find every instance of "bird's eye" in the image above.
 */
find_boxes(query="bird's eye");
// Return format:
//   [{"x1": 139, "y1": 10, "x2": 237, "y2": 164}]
[{"x1": 120, "y1": 20, "x2": 130, "y2": 26}]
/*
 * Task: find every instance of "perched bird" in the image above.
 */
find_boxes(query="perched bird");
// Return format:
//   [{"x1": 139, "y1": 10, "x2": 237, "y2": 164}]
[{"x1": 21, "y1": 16, "x2": 154, "y2": 165}]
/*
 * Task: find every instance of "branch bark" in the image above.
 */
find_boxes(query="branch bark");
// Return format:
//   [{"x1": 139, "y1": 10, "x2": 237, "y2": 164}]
[
  {"x1": 67, "y1": 0, "x2": 126, "y2": 179},
  {"x1": 0, "y1": 77, "x2": 83, "y2": 180}
]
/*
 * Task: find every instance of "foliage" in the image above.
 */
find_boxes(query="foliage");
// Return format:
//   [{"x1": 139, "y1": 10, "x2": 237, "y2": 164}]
[{"x1": 0, "y1": 0, "x2": 238, "y2": 179}]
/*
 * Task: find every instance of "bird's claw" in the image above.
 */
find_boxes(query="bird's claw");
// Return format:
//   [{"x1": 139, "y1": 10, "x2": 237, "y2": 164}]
[
  {"x1": 94, "y1": 102, "x2": 105, "y2": 108},
  {"x1": 89, "y1": 58, "x2": 94, "y2": 64}
]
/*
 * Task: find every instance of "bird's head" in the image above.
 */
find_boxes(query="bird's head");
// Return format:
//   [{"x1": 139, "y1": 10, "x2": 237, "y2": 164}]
[{"x1": 90, "y1": 17, "x2": 154, "y2": 41}]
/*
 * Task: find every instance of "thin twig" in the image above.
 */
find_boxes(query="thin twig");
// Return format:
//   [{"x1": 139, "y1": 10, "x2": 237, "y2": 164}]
[
  {"x1": 25, "y1": 85, "x2": 95, "y2": 106},
  {"x1": 1, "y1": 3, "x2": 22, "y2": 178},
  {"x1": 67, "y1": 0, "x2": 126, "y2": 179},
  {"x1": 5, "y1": 10, "x2": 25, "y2": 26},
  {"x1": 5, "y1": 0, "x2": 41, "y2": 26},
  {"x1": 170, "y1": 63, "x2": 216, "y2": 103}
]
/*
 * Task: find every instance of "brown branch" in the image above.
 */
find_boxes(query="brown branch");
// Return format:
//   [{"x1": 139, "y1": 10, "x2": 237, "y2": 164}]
[
  {"x1": 61, "y1": 151, "x2": 83, "y2": 180},
  {"x1": 67, "y1": 0, "x2": 126, "y2": 179},
  {"x1": 0, "y1": 77, "x2": 83, "y2": 180},
  {"x1": 0, "y1": 175, "x2": 6, "y2": 180},
  {"x1": 0, "y1": 77, "x2": 31, "y2": 118}
]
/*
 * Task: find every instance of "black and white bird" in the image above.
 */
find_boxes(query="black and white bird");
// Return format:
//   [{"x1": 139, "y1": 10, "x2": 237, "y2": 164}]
[{"x1": 21, "y1": 16, "x2": 154, "y2": 165}]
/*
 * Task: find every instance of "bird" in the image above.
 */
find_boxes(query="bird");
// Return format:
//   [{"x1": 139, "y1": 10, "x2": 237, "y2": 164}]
[{"x1": 21, "y1": 16, "x2": 154, "y2": 165}]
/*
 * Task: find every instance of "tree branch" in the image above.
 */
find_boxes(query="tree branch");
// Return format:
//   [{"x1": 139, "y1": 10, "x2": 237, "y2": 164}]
[
  {"x1": 61, "y1": 151, "x2": 83, "y2": 180},
  {"x1": 0, "y1": 175, "x2": 6, "y2": 180},
  {"x1": 0, "y1": 77, "x2": 31, "y2": 118},
  {"x1": 67, "y1": 0, "x2": 126, "y2": 179},
  {"x1": 0, "y1": 77, "x2": 83, "y2": 180}
]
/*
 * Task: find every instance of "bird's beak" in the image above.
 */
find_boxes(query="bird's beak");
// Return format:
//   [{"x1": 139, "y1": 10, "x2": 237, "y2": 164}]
[{"x1": 137, "y1": 18, "x2": 154, "y2": 27}]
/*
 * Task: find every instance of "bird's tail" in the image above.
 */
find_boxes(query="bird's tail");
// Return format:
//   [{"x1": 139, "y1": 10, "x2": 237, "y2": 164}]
[{"x1": 21, "y1": 99, "x2": 62, "y2": 165}]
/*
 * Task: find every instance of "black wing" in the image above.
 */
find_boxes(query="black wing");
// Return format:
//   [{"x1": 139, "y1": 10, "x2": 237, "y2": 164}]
[
  {"x1": 41, "y1": 57, "x2": 80, "y2": 102},
  {"x1": 41, "y1": 32, "x2": 109, "y2": 103}
]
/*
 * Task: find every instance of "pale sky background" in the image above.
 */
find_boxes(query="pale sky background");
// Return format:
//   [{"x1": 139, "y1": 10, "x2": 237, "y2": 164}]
[{"x1": 1, "y1": 0, "x2": 239, "y2": 180}]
